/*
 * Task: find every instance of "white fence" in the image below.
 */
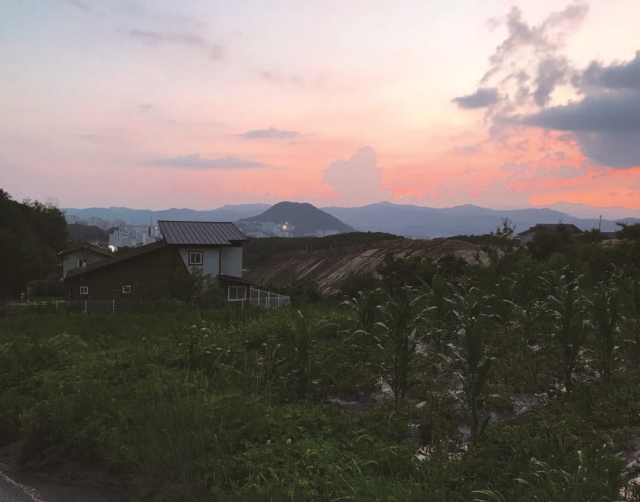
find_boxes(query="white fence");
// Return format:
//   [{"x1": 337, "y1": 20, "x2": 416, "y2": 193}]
[
  {"x1": 249, "y1": 287, "x2": 290, "y2": 308},
  {"x1": 2, "y1": 290, "x2": 291, "y2": 313},
  {"x1": 4, "y1": 299, "x2": 147, "y2": 313}
]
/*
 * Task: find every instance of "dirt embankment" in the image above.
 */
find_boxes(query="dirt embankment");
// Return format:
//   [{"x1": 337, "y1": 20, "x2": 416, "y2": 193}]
[{"x1": 245, "y1": 238, "x2": 490, "y2": 294}]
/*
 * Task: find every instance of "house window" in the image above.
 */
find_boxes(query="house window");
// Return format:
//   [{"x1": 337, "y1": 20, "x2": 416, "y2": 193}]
[
  {"x1": 79, "y1": 286, "x2": 89, "y2": 295},
  {"x1": 77, "y1": 258, "x2": 85, "y2": 267},
  {"x1": 122, "y1": 285, "x2": 131, "y2": 294},
  {"x1": 189, "y1": 251, "x2": 203, "y2": 266},
  {"x1": 228, "y1": 286, "x2": 247, "y2": 301}
]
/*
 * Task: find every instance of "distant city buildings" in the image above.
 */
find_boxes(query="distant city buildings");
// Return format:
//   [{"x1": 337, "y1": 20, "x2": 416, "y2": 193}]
[
  {"x1": 238, "y1": 220, "x2": 293, "y2": 238},
  {"x1": 305, "y1": 229, "x2": 340, "y2": 238},
  {"x1": 238, "y1": 220, "x2": 340, "y2": 238},
  {"x1": 64, "y1": 214, "x2": 160, "y2": 249},
  {"x1": 108, "y1": 225, "x2": 161, "y2": 248},
  {"x1": 238, "y1": 221, "x2": 293, "y2": 237}
]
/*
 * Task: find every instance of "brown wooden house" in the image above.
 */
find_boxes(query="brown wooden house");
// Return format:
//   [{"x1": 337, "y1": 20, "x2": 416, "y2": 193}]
[{"x1": 63, "y1": 221, "x2": 251, "y2": 303}]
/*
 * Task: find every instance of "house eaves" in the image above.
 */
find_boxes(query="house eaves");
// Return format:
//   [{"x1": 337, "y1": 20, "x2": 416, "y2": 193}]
[{"x1": 58, "y1": 243, "x2": 111, "y2": 257}]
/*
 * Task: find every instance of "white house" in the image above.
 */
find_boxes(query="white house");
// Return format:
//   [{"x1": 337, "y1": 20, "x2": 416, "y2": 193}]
[{"x1": 157, "y1": 220, "x2": 250, "y2": 302}]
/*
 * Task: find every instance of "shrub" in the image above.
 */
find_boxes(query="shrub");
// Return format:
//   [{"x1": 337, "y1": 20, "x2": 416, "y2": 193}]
[
  {"x1": 339, "y1": 270, "x2": 381, "y2": 299},
  {"x1": 377, "y1": 253, "x2": 437, "y2": 291},
  {"x1": 287, "y1": 278, "x2": 322, "y2": 305}
]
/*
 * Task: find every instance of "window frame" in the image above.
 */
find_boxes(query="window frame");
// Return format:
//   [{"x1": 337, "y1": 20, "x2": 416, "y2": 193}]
[
  {"x1": 188, "y1": 251, "x2": 203, "y2": 266},
  {"x1": 228, "y1": 285, "x2": 247, "y2": 301},
  {"x1": 122, "y1": 285, "x2": 131, "y2": 294},
  {"x1": 79, "y1": 286, "x2": 89, "y2": 295}
]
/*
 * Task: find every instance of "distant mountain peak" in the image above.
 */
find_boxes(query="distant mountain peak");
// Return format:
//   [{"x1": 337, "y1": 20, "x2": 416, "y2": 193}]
[{"x1": 239, "y1": 201, "x2": 354, "y2": 236}]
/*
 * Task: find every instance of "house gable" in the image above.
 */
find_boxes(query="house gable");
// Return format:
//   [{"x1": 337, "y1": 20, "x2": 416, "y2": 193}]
[{"x1": 58, "y1": 244, "x2": 111, "y2": 276}]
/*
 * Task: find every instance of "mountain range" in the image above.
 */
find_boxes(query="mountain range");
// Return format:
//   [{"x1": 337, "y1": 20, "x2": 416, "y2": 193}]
[
  {"x1": 539, "y1": 202, "x2": 640, "y2": 220},
  {"x1": 63, "y1": 201, "x2": 640, "y2": 238},
  {"x1": 321, "y1": 202, "x2": 640, "y2": 237},
  {"x1": 63, "y1": 204, "x2": 271, "y2": 225}
]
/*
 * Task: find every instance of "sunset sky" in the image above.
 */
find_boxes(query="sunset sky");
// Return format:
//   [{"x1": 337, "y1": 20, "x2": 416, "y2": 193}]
[{"x1": 1, "y1": 0, "x2": 640, "y2": 210}]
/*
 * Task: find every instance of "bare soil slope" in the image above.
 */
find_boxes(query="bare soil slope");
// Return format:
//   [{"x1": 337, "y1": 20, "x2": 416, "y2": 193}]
[{"x1": 245, "y1": 238, "x2": 489, "y2": 294}]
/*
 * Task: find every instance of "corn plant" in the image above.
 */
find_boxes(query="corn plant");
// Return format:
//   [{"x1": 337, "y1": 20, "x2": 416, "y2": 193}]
[
  {"x1": 425, "y1": 273, "x2": 449, "y2": 359},
  {"x1": 503, "y1": 263, "x2": 546, "y2": 348},
  {"x1": 493, "y1": 274, "x2": 518, "y2": 324},
  {"x1": 343, "y1": 288, "x2": 382, "y2": 363},
  {"x1": 342, "y1": 288, "x2": 381, "y2": 336},
  {"x1": 592, "y1": 277, "x2": 621, "y2": 384},
  {"x1": 375, "y1": 286, "x2": 425, "y2": 404},
  {"x1": 447, "y1": 286, "x2": 494, "y2": 442},
  {"x1": 619, "y1": 270, "x2": 640, "y2": 362},
  {"x1": 543, "y1": 267, "x2": 590, "y2": 397}
]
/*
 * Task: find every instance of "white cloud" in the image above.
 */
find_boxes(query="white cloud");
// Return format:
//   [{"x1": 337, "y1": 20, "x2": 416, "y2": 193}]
[{"x1": 322, "y1": 147, "x2": 392, "y2": 206}]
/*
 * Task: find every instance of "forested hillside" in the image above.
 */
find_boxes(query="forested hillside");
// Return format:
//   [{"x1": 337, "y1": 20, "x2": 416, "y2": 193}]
[
  {"x1": 67, "y1": 223, "x2": 111, "y2": 245},
  {"x1": 0, "y1": 189, "x2": 67, "y2": 298},
  {"x1": 243, "y1": 231, "x2": 400, "y2": 268}
]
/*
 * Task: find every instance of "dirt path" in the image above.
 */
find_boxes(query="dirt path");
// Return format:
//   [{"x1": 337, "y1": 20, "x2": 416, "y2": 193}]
[
  {"x1": 0, "y1": 471, "x2": 45, "y2": 502},
  {"x1": 0, "y1": 439, "x2": 141, "y2": 502}
]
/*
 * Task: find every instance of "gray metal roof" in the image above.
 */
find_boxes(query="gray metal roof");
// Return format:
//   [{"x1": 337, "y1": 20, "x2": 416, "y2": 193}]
[{"x1": 158, "y1": 221, "x2": 248, "y2": 245}]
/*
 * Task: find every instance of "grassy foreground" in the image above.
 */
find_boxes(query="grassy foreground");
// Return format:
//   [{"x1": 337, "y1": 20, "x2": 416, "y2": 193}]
[{"x1": 0, "y1": 290, "x2": 638, "y2": 500}]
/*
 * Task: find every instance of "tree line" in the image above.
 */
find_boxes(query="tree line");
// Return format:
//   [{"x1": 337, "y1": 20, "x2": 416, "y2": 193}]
[{"x1": 0, "y1": 189, "x2": 68, "y2": 299}]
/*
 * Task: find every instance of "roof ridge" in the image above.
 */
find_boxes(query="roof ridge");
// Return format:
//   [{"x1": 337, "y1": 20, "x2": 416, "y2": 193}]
[
  {"x1": 158, "y1": 221, "x2": 248, "y2": 245},
  {"x1": 157, "y1": 220, "x2": 240, "y2": 223}
]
